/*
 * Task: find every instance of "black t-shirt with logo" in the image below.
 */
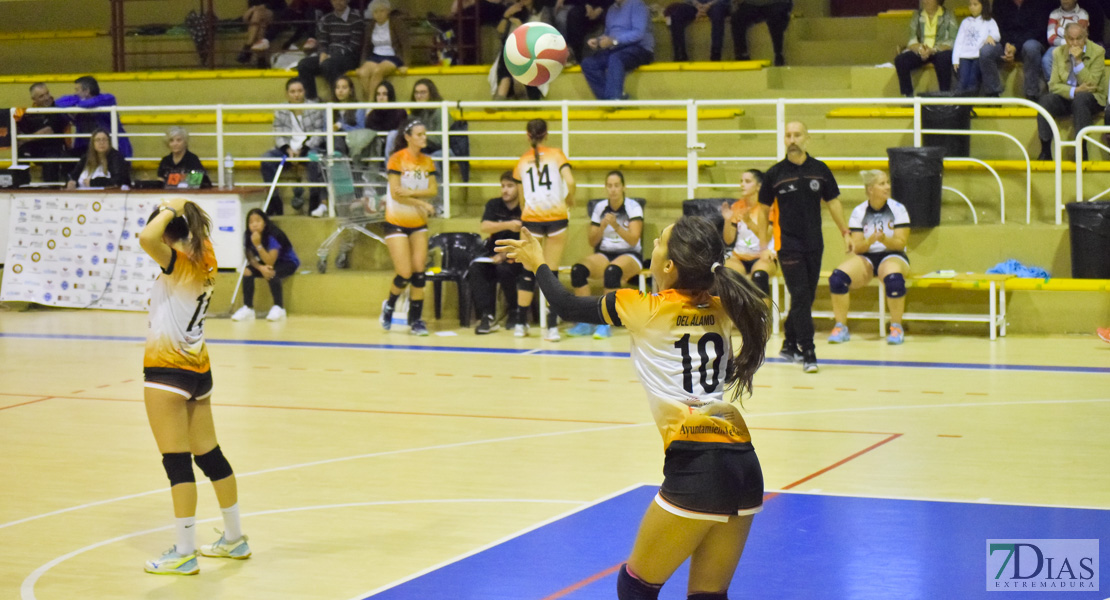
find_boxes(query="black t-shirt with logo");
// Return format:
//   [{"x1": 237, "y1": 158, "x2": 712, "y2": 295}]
[
  {"x1": 481, "y1": 197, "x2": 522, "y2": 255},
  {"x1": 758, "y1": 153, "x2": 840, "y2": 254}
]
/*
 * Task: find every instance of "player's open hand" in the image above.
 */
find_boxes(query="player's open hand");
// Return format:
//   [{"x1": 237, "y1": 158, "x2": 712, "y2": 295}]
[{"x1": 496, "y1": 228, "x2": 544, "y2": 272}]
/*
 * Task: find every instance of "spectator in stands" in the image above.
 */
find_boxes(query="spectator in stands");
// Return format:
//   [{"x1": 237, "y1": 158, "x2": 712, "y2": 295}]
[
  {"x1": 952, "y1": 0, "x2": 1000, "y2": 94},
  {"x1": 730, "y1": 0, "x2": 793, "y2": 66},
  {"x1": 409, "y1": 78, "x2": 455, "y2": 178},
  {"x1": 357, "y1": 0, "x2": 408, "y2": 101},
  {"x1": 722, "y1": 169, "x2": 777, "y2": 301},
  {"x1": 895, "y1": 0, "x2": 958, "y2": 97},
  {"x1": 565, "y1": 170, "x2": 643, "y2": 339},
  {"x1": 826, "y1": 170, "x2": 911, "y2": 346},
  {"x1": 469, "y1": 170, "x2": 525, "y2": 334},
  {"x1": 261, "y1": 77, "x2": 326, "y2": 216},
  {"x1": 1035, "y1": 23, "x2": 1105, "y2": 160},
  {"x1": 239, "y1": 0, "x2": 287, "y2": 62},
  {"x1": 158, "y1": 127, "x2": 212, "y2": 189},
  {"x1": 297, "y1": 0, "x2": 365, "y2": 100},
  {"x1": 554, "y1": 0, "x2": 613, "y2": 64},
  {"x1": 17, "y1": 83, "x2": 70, "y2": 184},
  {"x1": 981, "y1": 0, "x2": 1051, "y2": 100},
  {"x1": 232, "y1": 209, "x2": 300, "y2": 322},
  {"x1": 756, "y1": 121, "x2": 849, "y2": 374},
  {"x1": 494, "y1": 0, "x2": 554, "y2": 100},
  {"x1": 331, "y1": 75, "x2": 360, "y2": 156},
  {"x1": 666, "y1": 0, "x2": 729, "y2": 62},
  {"x1": 66, "y1": 128, "x2": 130, "y2": 190},
  {"x1": 283, "y1": 0, "x2": 333, "y2": 50},
  {"x1": 1042, "y1": 0, "x2": 1091, "y2": 80},
  {"x1": 580, "y1": 0, "x2": 654, "y2": 100},
  {"x1": 365, "y1": 81, "x2": 408, "y2": 162},
  {"x1": 56, "y1": 76, "x2": 133, "y2": 158}
]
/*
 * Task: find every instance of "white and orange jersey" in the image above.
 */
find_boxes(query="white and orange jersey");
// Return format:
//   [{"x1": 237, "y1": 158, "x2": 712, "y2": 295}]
[
  {"x1": 386, "y1": 149, "x2": 436, "y2": 228},
  {"x1": 514, "y1": 145, "x2": 570, "y2": 223},
  {"x1": 602, "y1": 288, "x2": 751, "y2": 450},
  {"x1": 144, "y1": 241, "x2": 217, "y2": 373},
  {"x1": 730, "y1": 198, "x2": 777, "y2": 258}
]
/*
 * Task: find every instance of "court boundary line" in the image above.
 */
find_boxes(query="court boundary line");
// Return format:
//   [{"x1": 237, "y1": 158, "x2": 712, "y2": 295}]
[
  {"x1": 18, "y1": 498, "x2": 589, "y2": 600},
  {"x1": 0, "y1": 422, "x2": 645, "y2": 532},
  {"x1": 764, "y1": 487, "x2": 1110, "y2": 512},
  {"x1": 347, "y1": 482, "x2": 649, "y2": 600},
  {"x1": 3, "y1": 331, "x2": 1109, "y2": 374}
]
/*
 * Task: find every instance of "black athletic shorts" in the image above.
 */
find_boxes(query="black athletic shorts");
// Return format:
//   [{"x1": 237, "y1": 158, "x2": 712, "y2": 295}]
[
  {"x1": 657, "y1": 441, "x2": 764, "y2": 521},
  {"x1": 740, "y1": 258, "x2": 758, "y2": 273},
  {"x1": 599, "y1": 249, "x2": 643, "y2": 268},
  {"x1": 144, "y1": 367, "x2": 214, "y2": 401},
  {"x1": 523, "y1": 219, "x2": 568, "y2": 236},
  {"x1": 383, "y1": 223, "x2": 428, "y2": 238},
  {"x1": 861, "y1": 251, "x2": 909, "y2": 276}
]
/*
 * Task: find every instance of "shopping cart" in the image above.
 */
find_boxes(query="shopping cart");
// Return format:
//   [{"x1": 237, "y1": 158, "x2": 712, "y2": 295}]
[{"x1": 314, "y1": 152, "x2": 389, "y2": 273}]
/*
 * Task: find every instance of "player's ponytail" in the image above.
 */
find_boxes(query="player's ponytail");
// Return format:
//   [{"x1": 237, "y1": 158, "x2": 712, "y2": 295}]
[
  {"x1": 526, "y1": 118, "x2": 547, "y2": 169},
  {"x1": 669, "y1": 216, "x2": 769, "y2": 400},
  {"x1": 180, "y1": 201, "x2": 211, "y2": 258}
]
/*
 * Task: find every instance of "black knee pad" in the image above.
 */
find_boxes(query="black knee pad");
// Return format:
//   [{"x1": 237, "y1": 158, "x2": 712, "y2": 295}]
[
  {"x1": 884, "y1": 272, "x2": 906, "y2": 298},
  {"x1": 604, "y1": 264, "x2": 625, "y2": 289},
  {"x1": 829, "y1": 269, "x2": 852, "y2": 295},
  {"x1": 517, "y1": 271, "x2": 535, "y2": 292},
  {"x1": 751, "y1": 269, "x2": 770, "y2": 296},
  {"x1": 571, "y1": 264, "x2": 590, "y2": 288},
  {"x1": 194, "y1": 445, "x2": 234, "y2": 482},
  {"x1": 162, "y1": 452, "x2": 195, "y2": 486},
  {"x1": 410, "y1": 272, "x2": 426, "y2": 288},
  {"x1": 392, "y1": 274, "x2": 410, "y2": 289},
  {"x1": 688, "y1": 594, "x2": 728, "y2": 600},
  {"x1": 617, "y1": 564, "x2": 662, "y2": 600}
]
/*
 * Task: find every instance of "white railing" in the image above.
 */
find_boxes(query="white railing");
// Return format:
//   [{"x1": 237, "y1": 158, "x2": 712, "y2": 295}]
[{"x1": 5, "y1": 97, "x2": 1073, "y2": 223}]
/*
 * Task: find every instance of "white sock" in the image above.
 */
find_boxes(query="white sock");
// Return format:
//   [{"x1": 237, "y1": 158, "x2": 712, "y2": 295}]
[
  {"x1": 175, "y1": 517, "x2": 197, "y2": 555},
  {"x1": 221, "y1": 503, "x2": 243, "y2": 541}
]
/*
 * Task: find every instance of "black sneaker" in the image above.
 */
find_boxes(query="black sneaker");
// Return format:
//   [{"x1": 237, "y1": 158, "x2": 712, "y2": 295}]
[
  {"x1": 802, "y1": 349, "x2": 819, "y2": 373},
  {"x1": 475, "y1": 315, "x2": 499, "y2": 335},
  {"x1": 778, "y1": 342, "x2": 802, "y2": 363}
]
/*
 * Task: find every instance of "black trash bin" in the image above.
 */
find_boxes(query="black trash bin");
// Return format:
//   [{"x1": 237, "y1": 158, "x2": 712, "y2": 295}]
[
  {"x1": 887, "y1": 146, "x2": 945, "y2": 228},
  {"x1": 1065, "y1": 201, "x2": 1110, "y2": 278},
  {"x1": 921, "y1": 91, "x2": 973, "y2": 157}
]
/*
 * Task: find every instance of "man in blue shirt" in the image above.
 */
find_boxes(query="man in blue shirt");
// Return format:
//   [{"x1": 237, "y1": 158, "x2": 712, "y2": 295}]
[{"x1": 580, "y1": 0, "x2": 655, "y2": 100}]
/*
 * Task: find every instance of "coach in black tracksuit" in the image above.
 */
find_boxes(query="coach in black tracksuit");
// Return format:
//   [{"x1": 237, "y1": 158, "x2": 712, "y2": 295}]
[{"x1": 757, "y1": 121, "x2": 851, "y2": 374}]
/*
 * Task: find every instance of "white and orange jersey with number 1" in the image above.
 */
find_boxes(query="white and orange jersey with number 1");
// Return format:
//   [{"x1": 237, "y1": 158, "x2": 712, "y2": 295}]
[
  {"x1": 601, "y1": 288, "x2": 752, "y2": 450},
  {"x1": 144, "y1": 241, "x2": 217, "y2": 373},
  {"x1": 514, "y1": 145, "x2": 570, "y2": 223}
]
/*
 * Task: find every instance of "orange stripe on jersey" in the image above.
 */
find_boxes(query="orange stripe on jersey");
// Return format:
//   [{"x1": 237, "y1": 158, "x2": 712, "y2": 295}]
[
  {"x1": 771, "y1": 199, "x2": 782, "y2": 253},
  {"x1": 143, "y1": 242, "x2": 217, "y2": 373},
  {"x1": 386, "y1": 149, "x2": 435, "y2": 228},
  {"x1": 514, "y1": 145, "x2": 570, "y2": 223}
]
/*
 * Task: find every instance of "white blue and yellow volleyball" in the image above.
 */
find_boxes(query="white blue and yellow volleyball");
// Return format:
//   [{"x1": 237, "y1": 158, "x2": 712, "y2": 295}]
[{"x1": 503, "y1": 23, "x2": 569, "y2": 87}]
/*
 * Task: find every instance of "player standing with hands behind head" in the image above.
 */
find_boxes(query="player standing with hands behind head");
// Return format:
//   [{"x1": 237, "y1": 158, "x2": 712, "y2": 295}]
[
  {"x1": 498, "y1": 216, "x2": 770, "y2": 600},
  {"x1": 138, "y1": 198, "x2": 250, "y2": 575},
  {"x1": 380, "y1": 117, "x2": 438, "y2": 336},
  {"x1": 513, "y1": 118, "x2": 576, "y2": 341},
  {"x1": 757, "y1": 121, "x2": 851, "y2": 374}
]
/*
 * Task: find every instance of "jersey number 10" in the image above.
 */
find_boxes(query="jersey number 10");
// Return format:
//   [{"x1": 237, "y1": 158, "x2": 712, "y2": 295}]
[
  {"x1": 526, "y1": 165, "x2": 553, "y2": 191},
  {"x1": 674, "y1": 332, "x2": 724, "y2": 394}
]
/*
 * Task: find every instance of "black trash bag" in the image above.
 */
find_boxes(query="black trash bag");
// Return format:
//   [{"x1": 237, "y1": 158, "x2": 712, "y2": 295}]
[
  {"x1": 1065, "y1": 201, "x2": 1110, "y2": 278},
  {"x1": 920, "y1": 90, "x2": 974, "y2": 158},
  {"x1": 887, "y1": 146, "x2": 944, "y2": 228}
]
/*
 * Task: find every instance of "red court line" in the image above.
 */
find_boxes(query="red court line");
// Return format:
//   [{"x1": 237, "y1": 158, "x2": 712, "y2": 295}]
[
  {"x1": 751, "y1": 425, "x2": 901, "y2": 436},
  {"x1": 540, "y1": 430, "x2": 904, "y2": 599},
  {"x1": 0, "y1": 397, "x2": 52, "y2": 411},
  {"x1": 44, "y1": 395, "x2": 640, "y2": 426}
]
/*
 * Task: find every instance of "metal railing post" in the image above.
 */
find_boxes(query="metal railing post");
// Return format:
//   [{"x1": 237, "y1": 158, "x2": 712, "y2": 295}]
[
  {"x1": 9, "y1": 108, "x2": 19, "y2": 167},
  {"x1": 324, "y1": 102, "x2": 336, "y2": 216},
  {"x1": 215, "y1": 105, "x2": 225, "y2": 188},
  {"x1": 441, "y1": 101, "x2": 451, "y2": 217},
  {"x1": 110, "y1": 107, "x2": 120, "y2": 152},
  {"x1": 686, "y1": 99, "x2": 702, "y2": 198}
]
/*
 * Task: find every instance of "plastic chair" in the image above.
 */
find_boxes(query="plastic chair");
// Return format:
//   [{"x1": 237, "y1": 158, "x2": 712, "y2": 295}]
[{"x1": 426, "y1": 232, "x2": 484, "y2": 327}]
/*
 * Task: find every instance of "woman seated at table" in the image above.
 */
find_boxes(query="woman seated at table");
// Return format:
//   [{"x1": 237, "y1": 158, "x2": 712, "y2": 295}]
[
  {"x1": 66, "y1": 128, "x2": 131, "y2": 190},
  {"x1": 158, "y1": 126, "x2": 212, "y2": 188},
  {"x1": 827, "y1": 169, "x2": 911, "y2": 346}
]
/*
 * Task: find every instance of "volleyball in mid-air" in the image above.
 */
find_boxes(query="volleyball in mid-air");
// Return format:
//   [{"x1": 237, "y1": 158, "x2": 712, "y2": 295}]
[{"x1": 503, "y1": 23, "x2": 569, "y2": 87}]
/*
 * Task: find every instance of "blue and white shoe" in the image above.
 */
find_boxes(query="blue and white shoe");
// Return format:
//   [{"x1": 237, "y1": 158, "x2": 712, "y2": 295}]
[
  {"x1": 828, "y1": 323, "x2": 850, "y2": 344},
  {"x1": 410, "y1": 319, "x2": 430, "y2": 336},
  {"x1": 593, "y1": 324, "x2": 611, "y2": 339},
  {"x1": 566, "y1": 322, "x2": 592, "y2": 337},
  {"x1": 199, "y1": 530, "x2": 252, "y2": 560},
  {"x1": 379, "y1": 300, "x2": 393, "y2": 331},
  {"x1": 145, "y1": 546, "x2": 199, "y2": 575},
  {"x1": 887, "y1": 323, "x2": 905, "y2": 345}
]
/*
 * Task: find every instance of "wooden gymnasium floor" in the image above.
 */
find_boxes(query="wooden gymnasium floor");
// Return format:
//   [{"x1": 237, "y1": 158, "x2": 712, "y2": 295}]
[{"x1": 2, "y1": 308, "x2": 1109, "y2": 599}]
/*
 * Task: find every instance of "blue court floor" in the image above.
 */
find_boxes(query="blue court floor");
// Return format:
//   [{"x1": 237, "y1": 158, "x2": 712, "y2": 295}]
[{"x1": 367, "y1": 485, "x2": 1109, "y2": 600}]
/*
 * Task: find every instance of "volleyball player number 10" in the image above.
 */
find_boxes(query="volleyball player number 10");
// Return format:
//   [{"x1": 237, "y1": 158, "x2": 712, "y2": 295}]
[{"x1": 674, "y1": 332, "x2": 724, "y2": 394}]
